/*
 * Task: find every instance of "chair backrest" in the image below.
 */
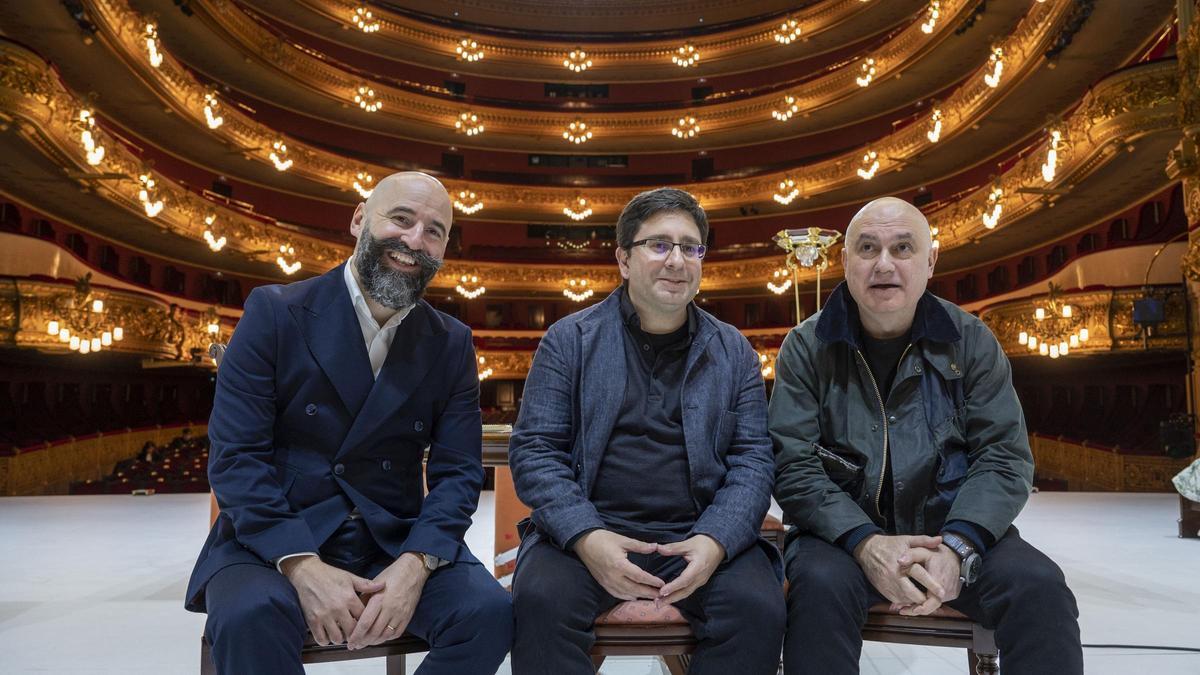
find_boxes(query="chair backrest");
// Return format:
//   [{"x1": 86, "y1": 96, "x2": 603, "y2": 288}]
[{"x1": 208, "y1": 343, "x2": 226, "y2": 370}]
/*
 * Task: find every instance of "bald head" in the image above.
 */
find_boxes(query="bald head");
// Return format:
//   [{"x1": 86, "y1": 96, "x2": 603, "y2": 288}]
[
  {"x1": 841, "y1": 196, "x2": 938, "y2": 338},
  {"x1": 845, "y1": 197, "x2": 931, "y2": 251}
]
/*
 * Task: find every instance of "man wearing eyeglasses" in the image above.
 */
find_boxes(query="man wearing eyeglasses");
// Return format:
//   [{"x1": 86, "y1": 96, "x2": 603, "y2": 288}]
[{"x1": 508, "y1": 187, "x2": 785, "y2": 674}]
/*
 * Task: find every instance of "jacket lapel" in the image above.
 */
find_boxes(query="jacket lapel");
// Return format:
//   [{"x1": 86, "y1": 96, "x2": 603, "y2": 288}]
[
  {"x1": 578, "y1": 293, "x2": 625, "y2": 494},
  {"x1": 291, "y1": 264, "x2": 374, "y2": 417},
  {"x1": 336, "y1": 302, "x2": 445, "y2": 459}
]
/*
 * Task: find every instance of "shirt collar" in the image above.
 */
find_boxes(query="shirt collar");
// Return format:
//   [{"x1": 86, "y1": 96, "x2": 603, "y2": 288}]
[
  {"x1": 815, "y1": 281, "x2": 960, "y2": 350},
  {"x1": 343, "y1": 257, "x2": 413, "y2": 332}
]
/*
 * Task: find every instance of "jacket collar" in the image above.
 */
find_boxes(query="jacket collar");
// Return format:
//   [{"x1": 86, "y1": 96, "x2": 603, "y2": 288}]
[{"x1": 815, "y1": 282, "x2": 961, "y2": 350}]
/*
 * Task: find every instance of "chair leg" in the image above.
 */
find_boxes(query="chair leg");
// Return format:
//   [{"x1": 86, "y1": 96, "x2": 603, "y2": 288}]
[
  {"x1": 199, "y1": 637, "x2": 216, "y2": 675},
  {"x1": 969, "y1": 649, "x2": 1000, "y2": 675},
  {"x1": 662, "y1": 654, "x2": 689, "y2": 675},
  {"x1": 386, "y1": 653, "x2": 406, "y2": 675},
  {"x1": 592, "y1": 655, "x2": 606, "y2": 672}
]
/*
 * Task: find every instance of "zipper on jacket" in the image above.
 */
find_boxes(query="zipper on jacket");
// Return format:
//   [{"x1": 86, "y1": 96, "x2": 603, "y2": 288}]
[{"x1": 854, "y1": 344, "x2": 912, "y2": 521}]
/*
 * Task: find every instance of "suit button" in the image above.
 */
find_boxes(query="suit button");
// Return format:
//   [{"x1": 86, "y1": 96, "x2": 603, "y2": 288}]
[
  {"x1": 382, "y1": 460, "x2": 392, "y2": 471},
  {"x1": 333, "y1": 463, "x2": 345, "y2": 476},
  {"x1": 414, "y1": 420, "x2": 424, "y2": 432},
  {"x1": 575, "y1": 463, "x2": 582, "y2": 472},
  {"x1": 305, "y1": 404, "x2": 317, "y2": 416},
  {"x1": 896, "y1": 481, "x2": 905, "y2": 492},
  {"x1": 888, "y1": 415, "x2": 897, "y2": 424}
]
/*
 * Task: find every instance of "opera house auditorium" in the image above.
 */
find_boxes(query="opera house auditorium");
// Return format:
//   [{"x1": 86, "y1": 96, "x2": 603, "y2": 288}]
[{"x1": 0, "y1": 0, "x2": 1198, "y2": 673}]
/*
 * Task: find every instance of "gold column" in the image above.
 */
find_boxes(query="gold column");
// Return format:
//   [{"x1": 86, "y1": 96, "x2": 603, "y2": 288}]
[{"x1": 1168, "y1": 0, "x2": 1200, "y2": 434}]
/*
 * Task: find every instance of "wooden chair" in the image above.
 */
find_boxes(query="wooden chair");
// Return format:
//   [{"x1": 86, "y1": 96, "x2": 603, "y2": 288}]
[
  {"x1": 864, "y1": 604, "x2": 999, "y2": 674},
  {"x1": 587, "y1": 512, "x2": 998, "y2": 675},
  {"x1": 1181, "y1": 494, "x2": 1200, "y2": 538}
]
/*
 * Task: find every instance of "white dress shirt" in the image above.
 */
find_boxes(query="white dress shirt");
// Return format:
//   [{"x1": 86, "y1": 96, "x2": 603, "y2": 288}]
[
  {"x1": 343, "y1": 256, "x2": 414, "y2": 378},
  {"x1": 275, "y1": 258, "x2": 425, "y2": 572}
]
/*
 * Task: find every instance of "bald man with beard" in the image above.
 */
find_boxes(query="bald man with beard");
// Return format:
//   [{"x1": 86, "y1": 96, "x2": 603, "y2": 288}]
[
  {"x1": 769, "y1": 197, "x2": 1082, "y2": 674},
  {"x1": 187, "y1": 172, "x2": 513, "y2": 674}
]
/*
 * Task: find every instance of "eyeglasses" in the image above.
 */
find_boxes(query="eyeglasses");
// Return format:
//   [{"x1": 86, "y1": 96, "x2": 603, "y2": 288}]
[{"x1": 630, "y1": 238, "x2": 707, "y2": 260}]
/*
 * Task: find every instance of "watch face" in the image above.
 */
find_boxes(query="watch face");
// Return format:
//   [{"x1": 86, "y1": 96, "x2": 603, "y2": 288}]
[{"x1": 963, "y1": 554, "x2": 982, "y2": 584}]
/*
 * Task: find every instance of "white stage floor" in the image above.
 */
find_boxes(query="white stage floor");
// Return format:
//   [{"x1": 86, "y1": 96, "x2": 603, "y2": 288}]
[{"x1": 0, "y1": 491, "x2": 1196, "y2": 674}]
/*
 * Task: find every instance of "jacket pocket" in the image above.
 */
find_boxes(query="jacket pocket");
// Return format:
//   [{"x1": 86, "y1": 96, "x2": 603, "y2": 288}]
[
  {"x1": 713, "y1": 410, "x2": 738, "y2": 461},
  {"x1": 814, "y1": 443, "x2": 865, "y2": 498}
]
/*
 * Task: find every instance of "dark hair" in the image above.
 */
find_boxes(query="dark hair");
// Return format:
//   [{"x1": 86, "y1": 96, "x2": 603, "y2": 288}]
[{"x1": 615, "y1": 187, "x2": 708, "y2": 250}]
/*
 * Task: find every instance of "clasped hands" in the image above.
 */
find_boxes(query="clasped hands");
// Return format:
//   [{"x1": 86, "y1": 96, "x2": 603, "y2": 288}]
[
  {"x1": 279, "y1": 552, "x2": 430, "y2": 650},
  {"x1": 572, "y1": 529, "x2": 725, "y2": 606},
  {"x1": 853, "y1": 534, "x2": 963, "y2": 616}
]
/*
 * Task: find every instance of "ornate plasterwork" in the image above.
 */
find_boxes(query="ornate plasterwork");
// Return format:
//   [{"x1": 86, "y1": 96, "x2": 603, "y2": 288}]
[
  {"x1": 979, "y1": 285, "x2": 1187, "y2": 358},
  {"x1": 254, "y1": 0, "x2": 891, "y2": 78},
  {"x1": 82, "y1": 0, "x2": 1064, "y2": 183},
  {"x1": 178, "y1": 0, "x2": 972, "y2": 145},
  {"x1": 0, "y1": 277, "x2": 231, "y2": 362},
  {"x1": 0, "y1": 36, "x2": 1182, "y2": 291}
]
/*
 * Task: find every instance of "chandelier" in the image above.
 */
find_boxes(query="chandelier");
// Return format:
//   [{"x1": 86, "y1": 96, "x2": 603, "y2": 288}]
[
  {"x1": 563, "y1": 119, "x2": 593, "y2": 144},
  {"x1": 774, "y1": 227, "x2": 842, "y2": 318},
  {"x1": 77, "y1": 109, "x2": 105, "y2": 166},
  {"x1": 772, "y1": 95, "x2": 800, "y2": 122},
  {"x1": 454, "y1": 188, "x2": 485, "y2": 215},
  {"x1": 773, "y1": 177, "x2": 800, "y2": 205},
  {"x1": 45, "y1": 274, "x2": 125, "y2": 355},
  {"x1": 920, "y1": 1, "x2": 941, "y2": 34},
  {"x1": 855, "y1": 58, "x2": 876, "y2": 87},
  {"x1": 564, "y1": 47, "x2": 592, "y2": 72},
  {"x1": 354, "y1": 85, "x2": 381, "y2": 112},
  {"x1": 277, "y1": 244, "x2": 301, "y2": 275},
  {"x1": 203, "y1": 91, "x2": 224, "y2": 129},
  {"x1": 353, "y1": 171, "x2": 374, "y2": 199},
  {"x1": 455, "y1": 274, "x2": 486, "y2": 299},
  {"x1": 856, "y1": 150, "x2": 879, "y2": 180},
  {"x1": 774, "y1": 18, "x2": 801, "y2": 45},
  {"x1": 926, "y1": 108, "x2": 943, "y2": 143},
  {"x1": 766, "y1": 268, "x2": 792, "y2": 294},
  {"x1": 202, "y1": 213, "x2": 226, "y2": 252},
  {"x1": 456, "y1": 37, "x2": 485, "y2": 62},
  {"x1": 1041, "y1": 126, "x2": 1063, "y2": 183},
  {"x1": 984, "y1": 46, "x2": 1004, "y2": 88},
  {"x1": 563, "y1": 195, "x2": 593, "y2": 221},
  {"x1": 757, "y1": 351, "x2": 775, "y2": 378},
  {"x1": 672, "y1": 43, "x2": 699, "y2": 68},
  {"x1": 200, "y1": 306, "x2": 223, "y2": 344},
  {"x1": 477, "y1": 356, "x2": 494, "y2": 381},
  {"x1": 138, "y1": 173, "x2": 164, "y2": 218},
  {"x1": 1017, "y1": 283, "x2": 1089, "y2": 358},
  {"x1": 981, "y1": 180, "x2": 1003, "y2": 229},
  {"x1": 144, "y1": 22, "x2": 163, "y2": 68},
  {"x1": 455, "y1": 111, "x2": 484, "y2": 136},
  {"x1": 563, "y1": 278, "x2": 594, "y2": 302},
  {"x1": 671, "y1": 114, "x2": 701, "y2": 139},
  {"x1": 269, "y1": 140, "x2": 293, "y2": 171},
  {"x1": 351, "y1": 5, "x2": 380, "y2": 33}
]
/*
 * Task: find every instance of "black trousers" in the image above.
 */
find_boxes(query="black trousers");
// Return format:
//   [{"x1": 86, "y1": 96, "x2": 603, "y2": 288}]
[
  {"x1": 782, "y1": 527, "x2": 1082, "y2": 675},
  {"x1": 511, "y1": 537, "x2": 785, "y2": 675},
  {"x1": 203, "y1": 519, "x2": 514, "y2": 675}
]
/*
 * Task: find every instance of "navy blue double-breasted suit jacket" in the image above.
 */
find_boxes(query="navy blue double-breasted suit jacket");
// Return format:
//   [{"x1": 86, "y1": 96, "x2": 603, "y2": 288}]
[{"x1": 186, "y1": 264, "x2": 483, "y2": 612}]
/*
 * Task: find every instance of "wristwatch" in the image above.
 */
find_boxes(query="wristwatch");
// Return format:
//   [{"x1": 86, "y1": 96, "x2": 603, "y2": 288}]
[
  {"x1": 940, "y1": 532, "x2": 982, "y2": 586},
  {"x1": 420, "y1": 552, "x2": 443, "y2": 571}
]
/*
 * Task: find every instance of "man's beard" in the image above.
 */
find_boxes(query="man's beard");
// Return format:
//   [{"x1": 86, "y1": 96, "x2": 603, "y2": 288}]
[{"x1": 354, "y1": 228, "x2": 442, "y2": 310}]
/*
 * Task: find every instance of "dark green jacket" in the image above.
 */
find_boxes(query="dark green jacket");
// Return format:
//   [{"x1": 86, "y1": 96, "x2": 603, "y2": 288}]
[{"x1": 769, "y1": 283, "x2": 1033, "y2": 546}]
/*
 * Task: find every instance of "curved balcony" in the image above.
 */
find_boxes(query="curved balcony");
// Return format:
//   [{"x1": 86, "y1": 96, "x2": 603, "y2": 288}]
[{"x1": 191, "y1": 0, "x2": 915, "y2": 83}]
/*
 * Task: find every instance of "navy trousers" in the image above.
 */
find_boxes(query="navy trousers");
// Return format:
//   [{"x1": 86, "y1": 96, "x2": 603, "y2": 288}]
[
  {"x1": 203, "y1": 520, "x2": 513, "y2": 675},
  {"x1": 782, "y1": 527, "x2": 1082, "y2": 675},
  {"x1": 511, "y1": 537, "x2": 785, "y2": 675}
]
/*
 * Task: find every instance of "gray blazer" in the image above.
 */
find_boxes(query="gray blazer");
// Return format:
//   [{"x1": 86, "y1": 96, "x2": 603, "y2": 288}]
[{"x1": 509, "y1": 290, "x2": 781, "y2": 575}]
